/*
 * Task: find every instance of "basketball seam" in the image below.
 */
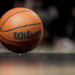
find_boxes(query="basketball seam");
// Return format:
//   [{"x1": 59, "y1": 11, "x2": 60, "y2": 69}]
[
  {"x1": 1, "y1": 10, "x2": 30, "y2": 30},
  {"x1": 0, "y1": 23, "x2": 41, "y2": 44},
  {"x1": 1, "y1": 23, "x2": 41, "y2": 32}
]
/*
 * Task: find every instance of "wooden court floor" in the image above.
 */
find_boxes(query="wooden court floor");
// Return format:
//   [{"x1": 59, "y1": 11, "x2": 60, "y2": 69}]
[{"x1": 0, "y1": 54, "x2": 75, "y2": 75}]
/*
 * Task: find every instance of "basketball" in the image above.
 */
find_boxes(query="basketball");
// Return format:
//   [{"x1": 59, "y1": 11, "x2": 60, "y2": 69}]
[{"x1": 0, "y1": 8, "x2": 43, "y2": 53}]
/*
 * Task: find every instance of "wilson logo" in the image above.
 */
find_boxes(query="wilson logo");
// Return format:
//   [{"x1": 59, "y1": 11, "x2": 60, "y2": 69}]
[{"x1": 13, "y1": 30, "x2": 41, "y2": 40}]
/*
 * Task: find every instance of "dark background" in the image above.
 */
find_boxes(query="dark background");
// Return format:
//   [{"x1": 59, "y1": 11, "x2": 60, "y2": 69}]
[{"x1": 0, "y1": 0, "x2": 75, "y2": 52}]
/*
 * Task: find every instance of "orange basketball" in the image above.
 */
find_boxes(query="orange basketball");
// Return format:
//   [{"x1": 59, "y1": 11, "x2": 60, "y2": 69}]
[{"x1": 0, "y1": 8, "x2": 43, "y2": 53}]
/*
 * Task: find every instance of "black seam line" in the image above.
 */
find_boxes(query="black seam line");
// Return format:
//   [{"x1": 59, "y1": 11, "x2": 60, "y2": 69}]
[
  {"x1": 1, "y1": 23, "x2": 41, "y2": 32},
  {"x1": 1, "y1": 10, "x2": 30, "y2": 30}
]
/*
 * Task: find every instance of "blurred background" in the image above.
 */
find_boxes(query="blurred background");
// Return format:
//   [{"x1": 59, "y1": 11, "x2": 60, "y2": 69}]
[
  {"x1": 0, "y1": 0, "x2": 75, "y2": 53},
  {"x1": 0, "y1": 0, "x2": 75, "y2": 75}
]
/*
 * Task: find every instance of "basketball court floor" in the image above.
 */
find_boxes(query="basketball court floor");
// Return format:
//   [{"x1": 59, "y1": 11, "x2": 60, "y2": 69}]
[
  {"x1": 0, "y1": 54, "x2": 75, "y2": 75},
  {"x1": 0, "y1": 42, "x2": 75, "y2": 75}
]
